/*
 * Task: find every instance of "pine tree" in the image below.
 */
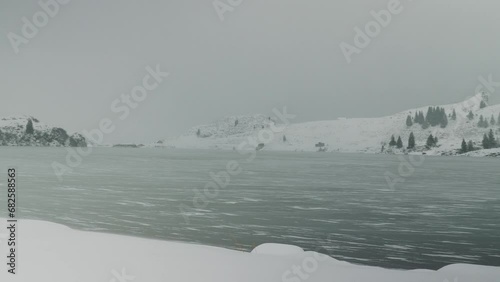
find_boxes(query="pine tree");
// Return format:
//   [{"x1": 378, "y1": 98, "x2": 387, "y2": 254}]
[
  {"x1": 406, "y1": 115, "x2": 413, "y2": 127},
  {"x1": 235, "y1": 119, "x2": 239, "y2": 126},
  {"x1": 426, "y1": 134, "x2": 435, "y2": 148},
  {"x1": 488, "y1": 129, "x2": 496, "y2": 148},
  {"x1": 283, "y1": 135, "x2": 287, "y2": 142},
  {"x1": 483, "y1": 134, "x2": 490, "y2": 149},
  {"x1": 25, "y1": 119, "x2": 34, "y2": 135},
  {"x1": 408, "y1": 132, "x2": 416, "y2": 149},
  {"x1": 467, "y1": 140, "x2": 474, "y2": 152},
  {"x1": 478, "y1": 115, "x2": 485, "y2": 128},
  {"x1": 434, "y1": 136, "x2": 438, "y2": 144},
  {"x1": 440, "y1": 113, "x2": 448, "y2": 128},
  {"x1": 480, "y1": 100, "x2": 487, "y2": 109},
  {"x1": 396, "y1": 136, "x2": 403, "y2": 149},
  {"x1": 414, "y1": 112, "x2": 419, "y2": 124},
  {"x1": 467, "y1": 111, "x2": 474, "y2": 120},
  {"x1": 485, "y1": 118, "x2": 489, "y2": 128},
  {"x1": 389, "y1": 135, "x2": 397, "y2": 147},
  {"x1": 451, "y1": 109, "x2": 457, "y2": 120},
  {"x1": 461, "y1": 139, "x2": 467, "y2": 153},
  {"x1": 421, "y1": 120, "x2": 430, "y2": 129},
  {"x1": 425, "y1": 107, "x2": 434, "y2": 126},
  {"x1": 196, "y1": 129, "x2": 201, "y2": 137},
  {"x1": 490, "y1": 115, "x2": 495, "y2": 126}
]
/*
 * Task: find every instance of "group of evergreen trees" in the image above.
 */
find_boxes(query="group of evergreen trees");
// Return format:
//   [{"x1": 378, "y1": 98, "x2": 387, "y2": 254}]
[
  {"x1": 426, "y1": 107, "x2": 448, "y2": 127},
  {"x1": 461, "y1": 129, "x2": 498, "y2": 153},
  {"x1": 389, "y1": 132, "x2": 416, "y2": 149},
  {"x1": 407, "y1": 107, "x2": 448, "y2": 129},
  {"x1": 410, "y1": 111, "x2": 425, "y2": 127},
  {"x1": 426, "y1": 134, "x2": 438, "y2": 148},
  {"x1": 461, "y1": 139, "x2": 475, "y2": 153},
  {"x1": 482, "y1": 129, "x2": 498, "y2": 149},
  {"x1": 477, "y1": 114, "x2": 499, "y2": 128}
]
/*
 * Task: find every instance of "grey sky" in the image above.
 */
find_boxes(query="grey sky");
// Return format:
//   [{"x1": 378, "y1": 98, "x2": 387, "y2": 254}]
[{"x1": 1, "y1": 0, "x2": 500, "y2": 143}]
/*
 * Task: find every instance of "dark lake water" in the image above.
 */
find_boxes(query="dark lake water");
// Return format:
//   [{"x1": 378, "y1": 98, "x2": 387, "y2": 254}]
[{"x1": 0, "y1": 147, "x2": 499, "y2": 270}]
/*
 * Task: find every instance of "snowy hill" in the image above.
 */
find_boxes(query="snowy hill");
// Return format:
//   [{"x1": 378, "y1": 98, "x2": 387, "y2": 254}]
[
  {"x1": 157, "y1": 93, "x2": 500, "y2": 156},
  {"x1": 0, "y1": 115, "x2": 87, "y2": 147}
]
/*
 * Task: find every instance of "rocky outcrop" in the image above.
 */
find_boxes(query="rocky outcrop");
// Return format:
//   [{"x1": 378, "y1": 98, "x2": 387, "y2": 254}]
[{"x1": 0, "y1": 116, "x2": 87, "y2": 147}]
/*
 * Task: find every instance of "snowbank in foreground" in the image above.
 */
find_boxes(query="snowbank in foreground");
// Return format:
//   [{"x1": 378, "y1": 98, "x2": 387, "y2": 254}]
[{"x1": 0, "y1": 219, "x2": 498, "y2": 282}]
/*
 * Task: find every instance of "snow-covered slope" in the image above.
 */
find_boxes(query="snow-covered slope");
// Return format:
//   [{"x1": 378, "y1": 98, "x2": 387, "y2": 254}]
[
  {"x1": 0, "y1": 218, "x2": 498, "y2": 281},
  {"x1": 0, "y1": 115, "x2": 87, "y2": 147},
  {"x1": 158, "y1": 93, "x2": 500, "y2": 156}
]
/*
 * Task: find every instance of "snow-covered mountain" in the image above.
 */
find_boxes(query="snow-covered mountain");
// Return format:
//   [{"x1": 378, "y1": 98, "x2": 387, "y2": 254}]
[
  {"x1": 0, "y1": 115, "x2": 87, "y2": 147},
  {"x1": 156, "y1": 93, "x2": 500, "y2": 156}
]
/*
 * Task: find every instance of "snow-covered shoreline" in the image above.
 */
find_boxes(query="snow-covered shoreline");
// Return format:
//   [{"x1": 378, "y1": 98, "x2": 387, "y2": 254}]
[{"x1": 0, "y1": 218, "x2": 498, "y2": 281}]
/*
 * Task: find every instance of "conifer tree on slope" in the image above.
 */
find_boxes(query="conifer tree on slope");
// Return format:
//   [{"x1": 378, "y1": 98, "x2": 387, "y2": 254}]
[
  {"x1": 426, "y1": 134, "x2": 435, "y2": 148},
  {"x1": 461, "y1": 139, "x2": 467, "y2": 153},
  {"x1": 25, "y1": 119, "x2": 34, "y2": 135},
  {"x1": 419, "y1": 111, "x2": 425, "y2": 124},
  {"x1": 408, "y1": 132, "x2": 416, "y2": 149},
  {"x1": 406, "y1": 115, "x2": 413, "y2": 127},
  {"x1": 488, "y1": 129, "x2": 496, "y2": 148},
  {"x1": 440, "y1": 113, "x2": 448, "y2": 128},
  {"x1": 480, "y1": 100, "x2": 487, "y2": 109},
  {"x1": 389, "y1": 135, "x2": 397, "y2": 146},
  {"x1": 467, "y1": 111, "x2": 474, "y2": 120},
  {"x1": 396, "y1": 136, "x2": 403, "y2": 149},
  {"x1": 467, "y1": 140, "x2": 474, "y2": 152},
  {"x1": 483, "y1": 133, "x2": 490, "y2": 149},
  {"x1": 421, "y1": 120, "x2": 430, "y2": 129},
  {"x1": 478, "y1": 115, "x2": 485, "y2": 128},
  {"x1": 451, "y1": 109, "x2": 457, "y2": 120}
]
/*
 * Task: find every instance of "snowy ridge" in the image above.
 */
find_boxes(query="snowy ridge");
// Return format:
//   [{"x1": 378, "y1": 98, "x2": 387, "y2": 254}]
[{"x1": 158, "y1": 93, "x2": 500, "y2": 156}]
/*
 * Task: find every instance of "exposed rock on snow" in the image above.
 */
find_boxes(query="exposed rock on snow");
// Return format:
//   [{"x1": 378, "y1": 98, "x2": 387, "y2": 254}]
[{"x1": 0, "y1": 115, "x2": 87, "y2": 147}]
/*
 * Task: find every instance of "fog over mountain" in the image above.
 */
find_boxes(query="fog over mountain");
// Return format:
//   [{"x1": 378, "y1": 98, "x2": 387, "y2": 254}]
[{"x1": 1, "y1": 0, "x2": 500, "y2": 143}]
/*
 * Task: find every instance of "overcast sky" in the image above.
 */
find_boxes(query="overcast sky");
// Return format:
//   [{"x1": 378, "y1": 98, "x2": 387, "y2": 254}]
[{"x1": 1, "y1": 0, "x2": 500, "y2": 143}]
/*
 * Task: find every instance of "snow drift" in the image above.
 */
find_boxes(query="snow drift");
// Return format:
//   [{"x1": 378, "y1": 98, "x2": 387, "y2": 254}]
[{"x1": 0, "y1": 218, "x2": 498, "y2": 281}]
